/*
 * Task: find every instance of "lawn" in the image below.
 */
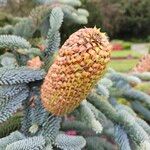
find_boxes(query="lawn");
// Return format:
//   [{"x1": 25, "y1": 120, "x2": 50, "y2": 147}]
[
  {"x1": 111, "y1": 50, "x2": 142, "y2": 58},
  {"x1": 109, "y1": 59, "x2": 139, "y2": 72},
  {"x1": 109, "y1": 49, "x2": 142, "y2": 72}
]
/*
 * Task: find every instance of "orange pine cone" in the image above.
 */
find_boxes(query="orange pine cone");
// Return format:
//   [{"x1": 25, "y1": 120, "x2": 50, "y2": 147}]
[
  {"x1": 27, "y1": 56, "x2": 44, "y2": 69},
  {"x1": 41, "y1": 28, "x2": 111, "y2": 116},
  {"x1": 133, "y1": 54, "x2": 150, "y2": 73}
]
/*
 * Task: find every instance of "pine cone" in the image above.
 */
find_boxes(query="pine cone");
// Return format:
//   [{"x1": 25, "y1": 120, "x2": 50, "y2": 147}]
[
  {"x1": 41, "y1": 28, "x2": 111, "y2": 116},
  {"x1": 133, "y1": 54, "x2": 150, "y2": 73},
  {"x1": 27, "y1": 56, "x2": 44, "y2": 69}
]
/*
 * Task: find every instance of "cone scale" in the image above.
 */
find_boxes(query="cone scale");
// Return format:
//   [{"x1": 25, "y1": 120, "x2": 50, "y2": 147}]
[{"x1": 41, "y1": 28, "x2": 111, "y2": 116}]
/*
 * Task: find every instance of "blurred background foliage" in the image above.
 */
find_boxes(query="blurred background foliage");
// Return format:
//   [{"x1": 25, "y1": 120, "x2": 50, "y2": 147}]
[
  {"x1": 0, "y1": 0, "x2": 150, "y2": 41},
  {"x1": 63, "y1": 0, "x2": 150, "y2": 41},
  {"x1": 59, "y1": 0, "x2": 150, "y2": 43},
  {"x1": 81, "y1": 0, "x2": 150, "y2": 41}
]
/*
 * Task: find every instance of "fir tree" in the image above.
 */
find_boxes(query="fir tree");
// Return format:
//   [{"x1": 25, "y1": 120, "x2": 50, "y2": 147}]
[{"x1": 0, "y1": 2, "x2": 150, "y2": 150}]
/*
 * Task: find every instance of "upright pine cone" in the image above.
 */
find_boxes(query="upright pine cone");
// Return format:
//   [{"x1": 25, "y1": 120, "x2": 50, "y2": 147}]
[
  {"x1": 132, "y1": 54, "x2": 150, "y2": 73},
  {"x1": 41, "y1": 28, "x2": 111, "y2": 116}
]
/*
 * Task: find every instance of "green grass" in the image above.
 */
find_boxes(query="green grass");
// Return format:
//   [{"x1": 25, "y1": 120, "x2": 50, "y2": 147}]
[
  {"x1": 109, "y1": 59, "x2": 138, "y2": 72},
  {"x1": 111, "y1": 50, "x2": 142, "y2": 58}
]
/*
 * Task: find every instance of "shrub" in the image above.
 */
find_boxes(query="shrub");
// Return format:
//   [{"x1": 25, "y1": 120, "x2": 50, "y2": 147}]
[
  {"x1": 111, "y1": 40, "x2": 131, "y2": 51},
  {"x1": 112, "y1": 43, "x2": 123, "y2": 51},
  {"x1": 81, "y1": 0, "x2": 150, "y2": 39}
]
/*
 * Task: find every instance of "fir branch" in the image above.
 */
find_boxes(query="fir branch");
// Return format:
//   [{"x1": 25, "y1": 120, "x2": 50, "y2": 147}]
[
  {"x1": 135, "y1": 141, "x2": 150, "y2": 150},
  {"x1": 0, "y1": 131, "x2": 25, "y2": 150},
  {"x1": 96, "y1": 84, "x2": 109, "y2": 98},
  {"x1": 50, "y1": 7, "x2": 64, "y2": 31},
  {"x1": 114, "y1": 125, "x2": 131, "y2": 150},
  {"x1": 85, "y1": 137, "x2": 117, "y2": 150},
  {"x1": 86, "y1": 101, "x2": 115, "y2": 138},
  {"x1": 117, "y1": 110, "x2": 150, "y2": 146},
  {"x1": 30, "y1": 95, "x2": 48, "y2": 126},
  {"x1": 97, "y1": 77, "x2": 113, "y2": 88},
  {"x1": 62, "y1": 120, "x2": 90, "y2": 132},
  {"x1": 44, "y1": 7, "x2": 64, "y2": 70},
  {"x1": 77, "y1": 8, "x2": 89, "y2": 17},
  {"x1": 107, "y1": 70, "x2": 142, "y2": 87},
  {"x1": 40, "y1": 115, "x2": 62, "y2": 143},
  {"x1": 1, "y1": 1, "x2": 88, "y2": 39},
  {"x1": 6, "y1": 136, "x2": 46, "y2": 150},
  {"x1": 108, "y1": 71, "x2": 141, "y2": 86},
  {"x1": 116, "y1": 104, "x2": 150, "y2": 135},
  {"x1": 125, "y1": 75, "x2": 141, "y2": 86},
  {"x1": 106, "y1": 71, "x2": 128, "y2": 84},
  {"x1": 87, "y1": 92, "x2": 150, "y2": 146},
  {"x1": 108, "y1": 73, "x2": 146, "y2": 103},
  {"x1": 0, "y1": 52, "x2": 18, "y2": 67},
  {"x1": 87, "y1": 92, "x2": 118, "y2": 120},
  {"x1": 78, "y1": 100, "x2": 103, "y2": 134},
  {"x1": 29, "y1": 5, "x2": 53, "y2": 30},
  {"x1": 44, "y1": 7, "x2": 63, "y2": 61},
  {"x1": 0, "y1": 35, "x2": 31, "y2": 50},
  {"x1": 0, "y1": 67, "x2": 45, "y2": 85},
  {"x1": 21, "y1": 97, "x2": 32, "y2": 136},
  {"x1": 136, "y1": 118, "x2": 150, "y2": 135},
  {"x1": 44, "y1": 144, "x2": 53, "y2": 150},
  {"x1": 0, "y1": 17, "x2": 32, "y2": 38},
  {"x1": 55, "y1": 133, "x2": 86, "y2": 150},
  {"x1": 0, "y1": 84, "x2": 28, "y2": 101},
  {"x1": 131, "y1": 101, "x2": 150, "y2": 121},
  {"x1": 13, "y1": 18, "x2": 34, "y2": 38},
  {"x1": 0, "y1": 98, "x2": 8, "y2": 110},
  {"x1": 0, "y1": 1, "x2": 88, "y2": 38},
  {"x1": 115, "y1": 104, "x2": 136, "y2": 116},
  {"x1": 61, "y1": 5, "x2": 88, "y2": 24},
  {"x1": 86, "y1": 101, "x2": 108, "y2": 126},
  {"x1": 123, "y1": 89, "x2": 150, "y2": 108},
  {"x1": 0, "y1": 25, "x2": 14, "y2": 35},
  {"x1": 132, "y1": 72, "x2": 150, "y2": 81},
  {"x1": 16, "y1": 48, "x2": 43, "y2": 58},
  {"x1": 0, "y1": 89, "x2": 29, "y2": 123},
  {"x1": 21, "y1": 86, "x2": 46, "y2": 136},
  {"x1": 45, "y1": 30, "x2": 60, "y2": 56}
]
